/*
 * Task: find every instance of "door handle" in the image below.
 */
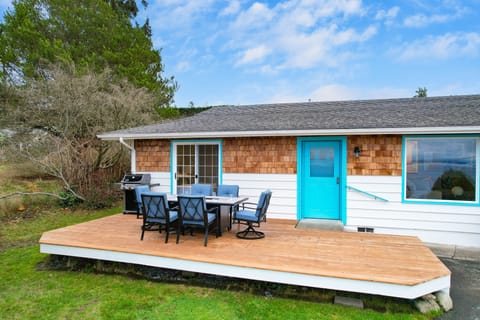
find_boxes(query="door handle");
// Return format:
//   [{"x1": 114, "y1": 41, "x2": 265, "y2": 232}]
[{"x1": 336, "y1": 177, "x2": 340, "y2": 184}]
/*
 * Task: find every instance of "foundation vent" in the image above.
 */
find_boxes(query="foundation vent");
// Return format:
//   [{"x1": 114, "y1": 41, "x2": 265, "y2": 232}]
[{"x1": 357, "y1": 227, "x2": 375, "y2": 233}]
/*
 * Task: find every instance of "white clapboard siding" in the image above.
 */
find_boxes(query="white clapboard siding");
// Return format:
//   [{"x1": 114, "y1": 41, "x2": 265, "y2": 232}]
[
  {"x1": 136, "y1": 172, "x2": 298, "y2": 220},
  {"x1": 347, "y1": 175, "x2": 480, "y2": 247},
  {"x1": 348, "y1": 209, "x2": 480, "y2": 224},
  {"x1": 222, "y1": 173, "x2": 297, "y2": 220},
  {"x1": 137, "y1": 171, "x2": 171, "y2": 193}
]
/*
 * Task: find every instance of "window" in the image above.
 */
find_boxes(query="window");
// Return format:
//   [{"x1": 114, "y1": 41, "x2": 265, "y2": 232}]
[
  {"x1": 172, "y1": 141, "x2": 221, "y2": 194},
  {"x1": 310, "y1": 147, "x2": 334, "y2": 177},
  {"x1": 404, "y1": 136, "x2": 479, "y2": 204}
]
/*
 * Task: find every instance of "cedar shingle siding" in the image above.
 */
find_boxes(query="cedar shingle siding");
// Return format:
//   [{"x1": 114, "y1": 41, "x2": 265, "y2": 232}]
[
  {"x1": 134, "y1": 135, "x2": 402, "y2": 176},
  {"x1": 223, "y1": 137, "x2": 297, "y2": 174},
  {"x1": 136, "y1": 140, "x2": 170, "y2": 172},
  {"x1": 348, "y1": 135, "x2": 402, "y2": 176}
]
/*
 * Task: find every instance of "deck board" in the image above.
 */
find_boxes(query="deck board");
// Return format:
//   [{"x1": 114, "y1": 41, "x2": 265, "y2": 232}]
[{"x1": 39, "y1": 214, "x2": 450, "y2": 297}]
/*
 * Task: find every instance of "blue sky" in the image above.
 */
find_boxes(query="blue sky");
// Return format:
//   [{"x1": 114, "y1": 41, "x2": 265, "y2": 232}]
[{"x1": 1, "y1": 1, "x2": 480, "y2": 107}]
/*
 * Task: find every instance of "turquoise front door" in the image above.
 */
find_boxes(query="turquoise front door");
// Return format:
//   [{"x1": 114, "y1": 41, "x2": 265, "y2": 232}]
[{"x1": 301, "y1": 140, "x2": 342, "y2": 220}]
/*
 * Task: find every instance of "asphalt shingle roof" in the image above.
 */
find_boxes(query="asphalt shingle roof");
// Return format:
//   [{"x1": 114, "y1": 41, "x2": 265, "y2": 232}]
[{"x1": 99, "y1": 95, "x2": 480, "y2": 139}]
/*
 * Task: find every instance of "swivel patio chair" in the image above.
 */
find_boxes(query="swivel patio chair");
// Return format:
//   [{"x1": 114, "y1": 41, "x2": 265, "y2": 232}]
[
  {"x1": 234, "y1": 190, "x2": 272, "y2": 239},
  {"x1": 177, "y1": 195, "x2": 219, "y2": 246},
  {"x1": 140, "y1": 192, "x2": 178, "y2": 243},
  {"x1": 190, "y1": 184, "x2": 213, "y2": 196},
  {"x1": 134, "y1": 185, "x2": 150, "y2": 219}
]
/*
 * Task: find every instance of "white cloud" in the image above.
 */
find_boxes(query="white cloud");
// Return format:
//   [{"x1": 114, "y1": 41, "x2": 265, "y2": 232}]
[
  {"x1": 394, "y1": 32, "x2": 480, "y2": 61},
  {"x1": 220, "y1": 0, "x2": 241, "y2": 16},
  {"x1": 434, "y1": 82, "x2": 480, "y2": 97},
  {"x1": 227, "y1": 0, "x2": 375, "y2": 70},
  {"x1": 146, "y1": 0, "x2": 217, "y2": 32},
  {"x1": 375, "y1": 6, "x2": 400, "y2": 20},
  {"x1": 309, "y1": 84, "x2": 357, "y2": 101},
  {"x1": 145, "y1": 0, "x2": 376, "y2": 76},
  {"x1": 308, "y1": 84, "x2": 413, "y2": 102},
  {"x1": 403, "y1": 3, "x2": 467, "y2": 28},
  {"x1": 275, "y1": 24, "x2": 376, "y2": 69},
  {"x1": 404, "y1": 13, "x2": 453, "y2": 27},
  {"x1": 231, "y1": 2, "x2": 274, "y2": 30},
  {"x1": 175, "y1": 60, "x2": 191, "y2": 72},
  {"x1": 375, "y1": 6, "x2": 399, "y2": 25},
  {"x1": 313, "y1": 0, "x2": 364, "y2": 18},
  {"x1": 359, "y1": 87, "x2": 412, "y2": 100},
  {"x1": 237, "y1": 45, "x2": 271, "y2": 65}
]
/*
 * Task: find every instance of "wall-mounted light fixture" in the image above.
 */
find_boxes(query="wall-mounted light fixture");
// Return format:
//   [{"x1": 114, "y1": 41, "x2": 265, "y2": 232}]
[{"x1": 353, "y1": 146, "x2": 361, "y2": 158}]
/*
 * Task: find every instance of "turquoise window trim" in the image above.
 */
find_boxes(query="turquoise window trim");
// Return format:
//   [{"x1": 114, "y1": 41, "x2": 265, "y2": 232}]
[
  {"x1": 402, "y1": 134, "x2": 480, "y2": 207},
  {"x1": 296, "y1": 136, "x2": 347, "y2": 224},
  {"x1": 170, "y1": 139, "x2": 223, "y2": 194}
]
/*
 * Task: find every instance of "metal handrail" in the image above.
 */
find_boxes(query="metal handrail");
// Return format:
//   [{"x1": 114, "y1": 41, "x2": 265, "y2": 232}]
[{"x1": 346, "y1": 185, "x2": 389, "y2": 202}]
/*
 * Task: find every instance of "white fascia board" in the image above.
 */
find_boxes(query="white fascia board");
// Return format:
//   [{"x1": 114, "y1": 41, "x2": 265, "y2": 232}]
[{"x1": 97, "y1": 126, "x2": 480, "y2": 140}]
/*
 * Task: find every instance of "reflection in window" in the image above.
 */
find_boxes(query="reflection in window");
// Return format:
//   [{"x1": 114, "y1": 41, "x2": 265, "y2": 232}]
[
  {"x1": 310, "y1": 147, "x2": 334, "y2": 177},
  {"x1": 405, "y1": 137, "x2": 477, "y2": 202}
]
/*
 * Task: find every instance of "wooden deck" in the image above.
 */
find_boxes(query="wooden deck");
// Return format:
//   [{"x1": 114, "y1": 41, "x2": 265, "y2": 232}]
[{"x1": 39, "y1": 214, "x2": 451, "y2": 299}]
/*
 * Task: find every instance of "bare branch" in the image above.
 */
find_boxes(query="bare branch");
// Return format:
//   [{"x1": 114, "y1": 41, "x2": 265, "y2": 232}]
[
  {"x1": 4, "y1": 66, "x2": 154, "y2": 206},
  {"x1": 0, "y1": 191, "x2": 66, "y2": 200}
]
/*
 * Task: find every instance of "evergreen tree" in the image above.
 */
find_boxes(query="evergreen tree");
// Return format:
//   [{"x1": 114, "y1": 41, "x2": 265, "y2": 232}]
[{"x1": 0, "y1": 0, "x2": 175, "y2": 106}]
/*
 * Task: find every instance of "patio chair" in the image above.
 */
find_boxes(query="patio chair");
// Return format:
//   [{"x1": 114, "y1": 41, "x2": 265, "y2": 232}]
[
  {"x1": 134, "y1": 185, "x2": 150, "y2": 219},
  {"x1": 216, "y1": 184, "x2": 240, "y2": 230},
  {"x1": 140, "y1": 192, "x2": 178, "y2": 243},
  {"x1": 217, "y1": 184, "x2": 239, "y2": 197},
  {"x1": 191, "y1": 184, "x2": 213, "y2": 196},
  {"x1": 177, "y1": 195, "x2": 219, "y2": 246},
  {"x1": 234, "y1": 190, "x2": 272, "y2": 239}
]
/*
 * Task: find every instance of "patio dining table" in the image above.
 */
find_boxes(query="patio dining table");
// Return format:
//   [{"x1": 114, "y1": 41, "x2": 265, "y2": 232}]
[{"x1": 167, "y1": 194, "x2": 249, "y2": 235}]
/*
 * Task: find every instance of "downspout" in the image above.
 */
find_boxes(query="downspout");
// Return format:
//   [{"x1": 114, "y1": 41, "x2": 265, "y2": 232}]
[{"x1": 119, "y1": 137, "x2": 136, "y2": 173}]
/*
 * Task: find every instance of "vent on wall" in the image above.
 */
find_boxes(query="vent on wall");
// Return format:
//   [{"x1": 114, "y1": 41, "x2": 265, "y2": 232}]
[{"x1": 357, "y1": 227, "x2": 375, "y2": 233}]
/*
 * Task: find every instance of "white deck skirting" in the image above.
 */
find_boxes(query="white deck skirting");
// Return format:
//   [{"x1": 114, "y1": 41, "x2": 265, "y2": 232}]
[{"x1": 40, "y1": 243, "x2": 450, "y2": 299}]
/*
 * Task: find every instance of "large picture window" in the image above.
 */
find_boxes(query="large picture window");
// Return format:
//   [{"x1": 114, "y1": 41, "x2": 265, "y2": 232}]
[{"x1": 404, "y1": 136, "x2": 479, "y2": 203}]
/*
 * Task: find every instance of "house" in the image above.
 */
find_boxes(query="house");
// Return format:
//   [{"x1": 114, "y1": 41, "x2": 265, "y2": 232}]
[{"x1": 98, "y1": 94, "x2": 480, "y2": 248}]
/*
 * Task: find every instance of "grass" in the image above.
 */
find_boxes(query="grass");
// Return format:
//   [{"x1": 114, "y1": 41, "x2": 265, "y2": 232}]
[
  {"x1": 0, "y1": 168, "x2": 442, "y2": 319},
  {"x1": 0, "y1": 245, "x2": 441, "y2": 320}
]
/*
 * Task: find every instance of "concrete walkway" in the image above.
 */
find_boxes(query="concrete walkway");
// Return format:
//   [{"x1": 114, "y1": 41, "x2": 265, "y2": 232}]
[
  {"x1": 427, "y1": 243, "x2": 480, "y2": 262},
  {"x1": 435, "y1": 258, "x2": 480, "y2": 320},
  {"x1": 428, "y1": 244, "x2": 480, "y2": 320}
]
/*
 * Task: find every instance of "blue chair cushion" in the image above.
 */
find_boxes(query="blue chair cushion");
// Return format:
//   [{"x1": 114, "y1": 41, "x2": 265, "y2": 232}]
[
  {"x1": 235, "y1": 210, "x2": 257, "y2": 222},
  {"x1": 135, "y1": 185, "x2": 151, "y2": 212},
  {"x1": 145, "y1": 211, "x2": 178, "y2": 224},
  {"x1": 142, "y1": 191, "x2": 168, "y2": 206},
  {"x1": 217, "y1": 185, "x2": 239, "y2": 197},
  {"x1": 135, "y1": 185, "x2": 150, "y2": 202},
  {"x1": 191, "y1": 184, "x2": 213, "y2": 196},
  {"x1": 183, "y1": 213, "x2": 216, "y2": 226}
]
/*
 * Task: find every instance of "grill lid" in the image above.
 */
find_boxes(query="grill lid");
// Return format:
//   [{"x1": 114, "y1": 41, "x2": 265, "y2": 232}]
[{"x1": 121, "y1": 174, "x2": 151, "y2": 184}]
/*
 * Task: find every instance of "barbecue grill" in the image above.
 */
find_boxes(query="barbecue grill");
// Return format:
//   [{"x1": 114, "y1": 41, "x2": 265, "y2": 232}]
[{"x1": 120, "y1": 174, "x2": 152, "y2": 214}]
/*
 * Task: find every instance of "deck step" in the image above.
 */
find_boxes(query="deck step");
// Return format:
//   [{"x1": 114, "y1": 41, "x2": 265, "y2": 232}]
[{"x1": 296, "y1": 219, "x2": 344, "y2": 231}]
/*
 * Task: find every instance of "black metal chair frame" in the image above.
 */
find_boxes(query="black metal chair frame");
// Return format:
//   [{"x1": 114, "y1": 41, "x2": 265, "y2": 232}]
[
  {"x1": 141, "y1": 194, "x2": 178, "y2": 243},
  {"x1": 234, "y1": 191, "x2": 271, "y2": 240},
  {"x1": 177, "y1": 196, "x2": 219, "y2": 246}
]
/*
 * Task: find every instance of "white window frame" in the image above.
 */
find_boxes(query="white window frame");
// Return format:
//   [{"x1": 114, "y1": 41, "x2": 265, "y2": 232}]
[{"x1": 171, "y1": 140, "x2": 222, "y2": 194}]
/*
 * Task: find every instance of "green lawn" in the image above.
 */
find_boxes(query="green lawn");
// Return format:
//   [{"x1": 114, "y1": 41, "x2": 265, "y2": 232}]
[{"x1": 0, "y1": 174, "x2": 441, "y2": 319}]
